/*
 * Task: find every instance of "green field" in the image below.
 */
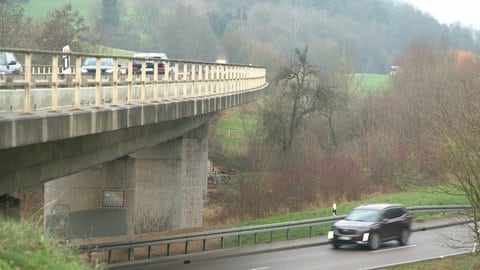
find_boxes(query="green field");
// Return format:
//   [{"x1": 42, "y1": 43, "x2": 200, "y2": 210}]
[
  {"x1": 217, "y1": 111, "x2": 257, "y2": 153},
  {"x1": 353, "y1": 73, "x2": 391, "y2": 93},
  {"x1": 21, "y1": 0, "x2": 135, "y2": 20},
  {"x1": 22, "y1": 0, "x2": 98, "y2": 19}
]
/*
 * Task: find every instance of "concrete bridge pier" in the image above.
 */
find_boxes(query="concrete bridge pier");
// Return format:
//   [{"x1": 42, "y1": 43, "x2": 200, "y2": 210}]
[
  {"x1": 44, "y1": 123, "x2": 209, "y2": 239},
  {"x1": 132, "y1": 123, "x2": 208, "y2": 234}
]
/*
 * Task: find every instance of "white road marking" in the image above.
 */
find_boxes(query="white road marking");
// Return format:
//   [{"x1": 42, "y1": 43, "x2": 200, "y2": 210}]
[
  {"x1": 371, "y1": 244, "x2": 416, "y2": 253},
  {"x1": 249, "y1": 267, "x2": 270, "y2": 270}
]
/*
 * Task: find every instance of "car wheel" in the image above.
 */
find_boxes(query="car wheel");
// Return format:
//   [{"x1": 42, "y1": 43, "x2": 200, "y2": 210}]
[
  {"x1": 399, "y1": 228, "x2": 410, "y2": 246},
  {"x1": 369, "y1": 233, "x2": 381, "y2": 250},
  {"x1": 332, "y1": 243, "x2": 341, "y2": 249}
]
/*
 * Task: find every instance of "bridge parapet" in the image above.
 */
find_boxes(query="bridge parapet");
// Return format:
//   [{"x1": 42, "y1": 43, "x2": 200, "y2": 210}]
[{"x1": 0, "y1": 48, "x2": 266, "y2": 114}]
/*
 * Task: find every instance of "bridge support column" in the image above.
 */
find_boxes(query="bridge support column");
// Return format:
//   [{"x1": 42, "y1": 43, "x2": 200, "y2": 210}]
[
  {"x1": 44, "y1": 157, "x2": 136, "y2": 239},
  {"x1": 44, "y1": 123, "x2": 209, "y2": 239},
  {"x1": 131, "y1": 123, "x2": 208, "y2": 233}
]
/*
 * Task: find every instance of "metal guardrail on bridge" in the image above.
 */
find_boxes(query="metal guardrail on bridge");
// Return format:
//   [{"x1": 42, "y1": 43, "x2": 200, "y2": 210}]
[
  {"x1": 78, "y1": 205, "x2": 472, "y2": 265},
  {"x1": 0, "y1": 47, "x2": 267, "y2": 114}
]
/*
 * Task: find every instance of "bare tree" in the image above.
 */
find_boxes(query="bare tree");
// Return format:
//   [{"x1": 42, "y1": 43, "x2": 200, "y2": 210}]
[
  {"x1": 393, "y1": 39, "x2": 480, "y2": 247},
  {"x1": 261, "y1": 46, "x2": 351, "y2": 155},
  {"x1": 0, "y1": 2, "x2": 35, "y2": 48},
  {"x1": 35, "y1": 3, "x2": 87, "y2": 52}
]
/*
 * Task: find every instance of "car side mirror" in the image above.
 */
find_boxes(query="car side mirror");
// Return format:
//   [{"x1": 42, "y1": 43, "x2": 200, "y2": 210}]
[{"x1": 8, "y1": 60, "x2": 17, "y2": 66}]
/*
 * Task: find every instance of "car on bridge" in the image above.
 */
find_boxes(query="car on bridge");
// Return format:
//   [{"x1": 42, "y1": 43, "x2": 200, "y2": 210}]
[
  {"x1": 81, "y1": 57, "x2": 116, "y2": 75},
  {"x1": 328, "y1": 203, "x2": 411, "y2": 250},
  {"x1": 132, "y1": 52, "x2": 169, "y2": 75},
  {"x1": 0, "y1": 51, "x2": 23, "y2": 75}
]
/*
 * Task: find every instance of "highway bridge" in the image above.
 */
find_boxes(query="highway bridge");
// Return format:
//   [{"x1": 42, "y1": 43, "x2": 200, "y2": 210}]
[{"x1": 0, "y1": 47, "x2": 268, "y2": 240}]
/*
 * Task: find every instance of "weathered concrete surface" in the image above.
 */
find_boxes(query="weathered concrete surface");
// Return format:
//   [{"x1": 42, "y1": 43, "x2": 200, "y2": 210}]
[
  {"x1": 44, "y1": 124, "x2": 208, "y2": 238},
  {"x1": 0, "y1": 87, "x2": 264, "y2": 195}
]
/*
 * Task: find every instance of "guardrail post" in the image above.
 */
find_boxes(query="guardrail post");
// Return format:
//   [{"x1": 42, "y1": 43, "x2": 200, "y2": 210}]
[
  {"x1": 112, "y1": 58, "x2": 119, "y2": 106},
  {"x1": 147, "y1": 246, "x2": 152, "y2": 259},
  {"x1": 74, "y1": 56, "x2": 81, "y2": 109},
  {"x1": 202, "y1": 239, "x2": 207, "y2": 251},
  {"x1": 174, "y1": 62, "x2": 179, "y2": 98},
  {"x1": 191, "y1": 64, "x2": 196, "y2": 98},
  {"x1": 254, "y1": 233, "x2": 258, "y2": 244},
  {"x1": 141, "y1": 59, "x2": 146, "y2": 103},
  {"x1": 166, "y1": 243, "x2": 171, "y2": 256},
  {"x1": 199, "y1": 64, "x2": 204, "y2": 96},
  {"x1": 23, "y1": 52, "x2": 32, "y2": 113},
  {"x1": 205, "y1": 65, "x2": 210, "y2": 95},
  {"x1": 270, "y1": 231, "x2": 274, "y2": 242},
  {"x1": 221, "y1": 237, "x2": 225, "y2": 249},
  {"x1": 94, "y1": 57, "x2": 101, "y2": 107},
  {"x1": 163, "y1": 61, "x2": 169, "y2": 100},
  {"x1": 182, "y1": 62, "x2": 187, "y2": 97},
  {"x1": 126, "y1": 59, "x2": 133, "y2": 104},
  {"x1": 153, "y1": 62, "x2": 159, "y2": 101},
  {"x1": 237, "y1": 235, "x2": 241, "y2": 247},
  {"x1": 128, "y1": 248, "x2": 134, "y2": 261},
  {"x1": 184, "y1": 240, "x2": 189, "y2": 254},
  {"x1": 287, "y1": 229, "x2": 290, "y2": 240},
  {"x1": 51, "y1": 54, "x2": 58, "y2": 111}
]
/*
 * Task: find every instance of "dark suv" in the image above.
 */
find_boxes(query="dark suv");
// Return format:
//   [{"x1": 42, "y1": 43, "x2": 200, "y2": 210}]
[{"x1": 328, "y1": 203, "x2": 411, "y2": 250}]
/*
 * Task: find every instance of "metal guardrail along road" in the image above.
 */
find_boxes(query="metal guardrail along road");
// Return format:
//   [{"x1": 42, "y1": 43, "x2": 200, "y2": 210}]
[{"x1": 78, "y1": 205, "x2": 472, "y2": 265}]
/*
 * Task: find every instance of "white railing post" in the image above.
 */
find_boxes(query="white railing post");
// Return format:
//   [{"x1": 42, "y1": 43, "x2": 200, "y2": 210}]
[
  {"x1": 174, "y1": 62, "x2": 179, "y2": 98},
  {"x1": 163, "y1": 61, "x2": 170, "y2": 100},
  {"x1": 75, "y1": 56, "x2": 82, "y2": 109},
  {"x1": 127, "y1": 59, "x2": 133, "y2": 104},
  {"x1": 191, "y1": 63, "x2": 196, "y2": 97},
  {"x1": 23, "y1": 53, "x2": 32, "y2": 113},
  {"x1": 141, "y1": 59, "x2": 146, "y2": 103},
  {"x1": 112, "y1": 58, "x2": 119, "y2": 106},
  {"x1": 51, "y1": 55, "x2": 58, "y2": 111},
  {"x1": 183, "y1": 62, "x2": 188, "y2": 97},
  {"x1": 95, "y1": 57, "x2": 101, "y2": 107},
  {"x1": 153, "y1": 61, "x2": 159, "y2": 101}
]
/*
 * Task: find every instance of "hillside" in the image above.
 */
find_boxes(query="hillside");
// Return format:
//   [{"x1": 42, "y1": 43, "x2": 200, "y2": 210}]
[{"x1": 13, "y1": 0, "x2": 480, "y2": 73}]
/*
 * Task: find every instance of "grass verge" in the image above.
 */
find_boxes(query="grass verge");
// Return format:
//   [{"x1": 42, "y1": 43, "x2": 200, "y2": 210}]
[
  {"x1": 382, "y1": 253, "x2": 480, "y2": 270},
  {"x1": 0, "y1": 218, "x2": 103, "y2": 270}
]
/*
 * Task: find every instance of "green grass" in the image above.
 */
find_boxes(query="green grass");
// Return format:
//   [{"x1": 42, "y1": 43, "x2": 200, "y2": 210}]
[
  {"x1": 383, "y1": 253, "x2": 480, "y2": 269},
  {"x1": 21, "y1": 0, "x2": 135, "y2": 20},
  {"x1": 353, "y1": 73, "x2": 391, "y2": 93},
  {"x1": 217, "y1": 112, "x2": 257, "y2": 153},
  {"x1": 0, "y1": 219, "x2": 100, "y2": 270},
  {"x1": 22, "y1": 0, "x2": 98, "y2": 20}
]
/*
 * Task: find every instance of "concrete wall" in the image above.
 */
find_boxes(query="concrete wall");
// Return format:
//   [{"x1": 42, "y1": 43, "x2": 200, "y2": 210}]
[
  {"x1": 44, "y1": 157, "x2": 135, "y2": 239},
  {"x1": 44, "y1": 124, "x2": 209, "y2": 238}
]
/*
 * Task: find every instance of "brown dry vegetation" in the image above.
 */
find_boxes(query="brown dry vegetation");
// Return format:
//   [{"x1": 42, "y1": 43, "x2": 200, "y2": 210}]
[{"x1": 206, "y1": 39, "x2": 480, "y2": 228}]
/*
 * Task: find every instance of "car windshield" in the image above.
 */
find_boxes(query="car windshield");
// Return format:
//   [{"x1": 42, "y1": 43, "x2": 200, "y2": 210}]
[
  {"x1": 0, "y1": 53, "x2": 7, "y2": 65},
  {"x1": 83, "y1": 58, "x2": 96, "y2": 66},
  {"x1": 101, "y1": 58, "x2": 113, "y2": 66},
  {"x1": 345, "y1": 209, "x2": 380, "y2": 222},
  {"x1": 83, "y1": 58, "x2": 113, "y2": 66}
]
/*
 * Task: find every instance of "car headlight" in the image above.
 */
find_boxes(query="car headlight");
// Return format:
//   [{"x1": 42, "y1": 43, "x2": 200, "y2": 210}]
[
  {"x1": 362, "y1": 232, "x2": 370, "y2": 242},
  {"x1": 81, "y1": 68, "x2": 87, "y2": 73}
]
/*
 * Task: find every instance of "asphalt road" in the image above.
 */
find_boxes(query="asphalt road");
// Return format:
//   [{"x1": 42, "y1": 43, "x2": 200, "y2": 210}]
[{"x1": 109, "y1": 219, "x2": 474, "y2": 270}]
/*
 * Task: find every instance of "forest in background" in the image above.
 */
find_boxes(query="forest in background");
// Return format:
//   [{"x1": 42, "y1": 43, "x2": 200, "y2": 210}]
[
  {"x1": 3, "y1": 0, "x2": 480, "y2": 226},
  {"x1": 3, "y1": 0, "x2": 480, "y2": 74}
]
